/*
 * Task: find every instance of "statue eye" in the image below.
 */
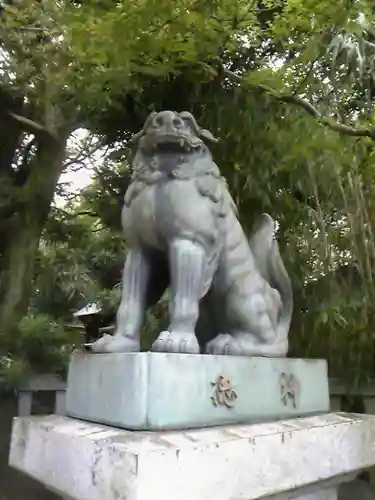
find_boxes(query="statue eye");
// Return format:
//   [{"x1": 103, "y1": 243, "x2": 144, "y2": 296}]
[
  {"x1": 173, "y1": 118, "x2": 183, "y2": 128},
  {"x1": 155, "y1": 115, "x2": 164, "y2": 126}
]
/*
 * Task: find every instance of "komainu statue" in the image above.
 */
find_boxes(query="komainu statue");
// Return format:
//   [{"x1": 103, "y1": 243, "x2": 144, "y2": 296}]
[{"x1": 91, "y1": 110, "x2": 293, "y2": 357}]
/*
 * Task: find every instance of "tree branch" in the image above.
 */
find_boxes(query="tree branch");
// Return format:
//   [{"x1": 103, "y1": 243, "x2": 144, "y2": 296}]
[
  {"x1": 74, "y1": 210, "x2": 99, "y2": 218},
  {"x1": 63, "y1": 137, "x2": 107, "y2": 171},
  {"x1": 222, "y1": 67, "x2": 375, "y2": 141},
  {"x1": 52, "y1": 206, "x2": 99, "y2": 219},
  {"x1": 8, "y1": 112, "x2": 57, "y2": 139}
]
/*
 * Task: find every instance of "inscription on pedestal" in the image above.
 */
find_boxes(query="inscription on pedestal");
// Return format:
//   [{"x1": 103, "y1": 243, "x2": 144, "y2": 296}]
[
  {"x1": 211, "y1": 374, "x2": 238, "y2": 408},
  {"x1": 280, "y1": 372, "x2": 300, "y2": 409}
]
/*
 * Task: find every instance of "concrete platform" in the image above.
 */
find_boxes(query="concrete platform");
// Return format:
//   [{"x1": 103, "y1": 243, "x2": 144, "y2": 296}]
[
  {"x1": 9, "y1": 413, "x2": 375, "y2": 500},
  {"x1": 65, "y1": 352, "x2": 329, "y2": 430}
]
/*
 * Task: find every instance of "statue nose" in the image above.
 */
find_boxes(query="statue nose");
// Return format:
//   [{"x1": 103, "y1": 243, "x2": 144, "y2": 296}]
[{"x1": 155, "y1": 113, "x2": 183, "y2": 130}]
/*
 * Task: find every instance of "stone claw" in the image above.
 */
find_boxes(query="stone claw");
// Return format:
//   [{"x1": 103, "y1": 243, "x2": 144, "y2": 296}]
[
  {"x1": 151, "y1": 330, "x2": 200, "y2": 354},
  {"x1": 206, "y1": 332, "x2": 287, "y2": 357},
  {"x1": 205, "y1": 334, "x2": 234, "y2": 355},
  {"x1": 90, "y1": 334, "x2": 140, "y2": 353}
]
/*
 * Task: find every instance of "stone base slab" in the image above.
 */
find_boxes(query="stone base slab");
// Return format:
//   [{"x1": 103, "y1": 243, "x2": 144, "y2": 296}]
[
  {"x1": 9, "y1": 413, "x2": 375, "y2": 500},
  {"x1": 65, "y1": 352, "x2": 329, "y2": 430}
]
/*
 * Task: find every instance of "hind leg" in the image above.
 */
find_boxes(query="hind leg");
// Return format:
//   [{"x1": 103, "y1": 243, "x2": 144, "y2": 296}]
[
  {"x1": 207, "y1": 289, "x2": 286, "y2": 356},
  {"x1": 206, "y1": 330, "x2": 287, "y2": 357},
  {"x1": 226, "y1": 332, "x2": 288, "y2": 357},
  {"x1": 227, "y1": 288, "x2": 286, "y2": 356}
]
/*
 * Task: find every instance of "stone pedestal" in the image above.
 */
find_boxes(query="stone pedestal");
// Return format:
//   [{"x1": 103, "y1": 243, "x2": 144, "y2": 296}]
[
  {"x1": 66, "y1": 352, "x2": 329, "y2": 430},
  {"x1": 9, "y1": 412, "x2": 375, "y2": 500},
  {"x1": 9, "y1": 353, "x2": 375, "y2": 499}
]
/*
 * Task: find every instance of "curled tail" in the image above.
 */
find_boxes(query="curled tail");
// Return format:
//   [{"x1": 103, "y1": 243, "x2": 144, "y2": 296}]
[{"x1": 249, "y1": 213, "x2": 293, "y2": 341}]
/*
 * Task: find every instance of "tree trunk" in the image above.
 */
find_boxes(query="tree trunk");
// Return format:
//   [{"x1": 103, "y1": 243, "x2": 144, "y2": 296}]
[{"x1": 0, "y1": 131, "x2": 69, "y2": 341}]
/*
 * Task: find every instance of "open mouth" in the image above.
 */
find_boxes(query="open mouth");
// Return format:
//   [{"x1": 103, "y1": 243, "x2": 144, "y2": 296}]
[
  {"x1": 157, "y1": 142, "x2": 188, "y2": 153},
  {"x1": 144, "y1": 133, "x2": 202, "y2": 151}
]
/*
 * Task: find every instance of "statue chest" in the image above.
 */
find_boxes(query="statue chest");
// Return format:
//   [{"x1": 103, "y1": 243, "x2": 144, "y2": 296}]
[{"x1": 122, "y1": 179, "x2": 219, "y2": 249}]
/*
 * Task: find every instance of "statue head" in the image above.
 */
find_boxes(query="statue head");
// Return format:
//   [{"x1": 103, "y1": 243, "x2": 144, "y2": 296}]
[{"x1": 130, "y1": 111, "x2": 219, "y2": 153}]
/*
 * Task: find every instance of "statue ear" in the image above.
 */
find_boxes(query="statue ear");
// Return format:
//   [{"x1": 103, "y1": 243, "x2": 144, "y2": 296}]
[
  {"x1": 130, "y1": 130, "x2": 144, "y2": 146},
  {"x1": 178, "y1": 111, "x2": 219, "y2": 143},
  {"x1": 178, "y1": 111, "x2": 200, "y2": 135},
  {"x1": 200, "y1": 128, "x2": 219, "y2": 143}
]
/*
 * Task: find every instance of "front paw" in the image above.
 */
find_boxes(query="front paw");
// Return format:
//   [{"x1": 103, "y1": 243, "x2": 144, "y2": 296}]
[{"x1": 151, "y1": 330, "x2": 200, "y2": 354}]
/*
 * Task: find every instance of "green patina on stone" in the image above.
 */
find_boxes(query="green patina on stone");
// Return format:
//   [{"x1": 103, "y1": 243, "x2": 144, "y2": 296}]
[{"x1": 65, "y1": 352, "x2": 329, "y2": 431}]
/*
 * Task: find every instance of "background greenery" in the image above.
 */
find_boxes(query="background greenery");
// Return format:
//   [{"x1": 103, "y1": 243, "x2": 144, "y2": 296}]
[{"x1": 1, "y1": 0, "x2": 375, "y2": 386}]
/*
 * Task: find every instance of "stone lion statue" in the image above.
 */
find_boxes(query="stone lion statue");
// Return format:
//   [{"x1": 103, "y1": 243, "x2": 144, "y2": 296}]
[{"x1": 91, "y1": 110, "x2": 293, "y2": 357}]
